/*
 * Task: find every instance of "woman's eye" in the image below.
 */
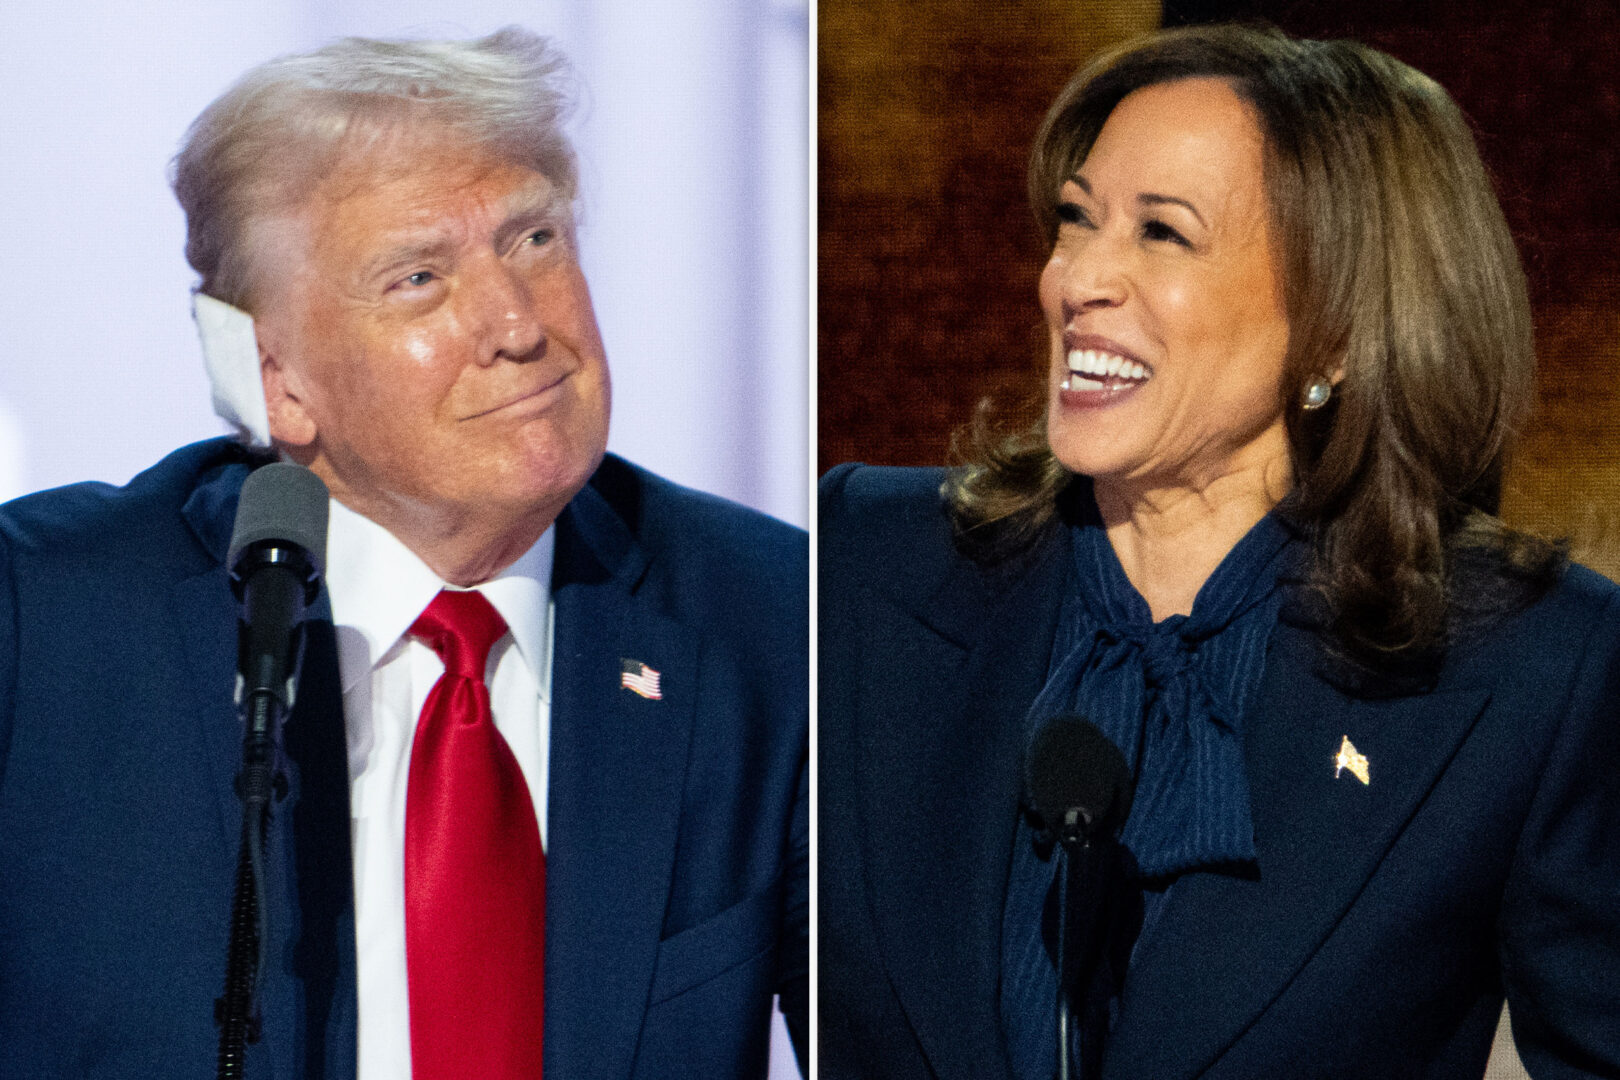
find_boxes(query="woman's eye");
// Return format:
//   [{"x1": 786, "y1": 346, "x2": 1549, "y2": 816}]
[
  {"x1": 1143, "y1": 219, "x2": 1190, "y2": 246},
  {"x1": 1056, "y1": 202, "x2": 1090, "y2": 227}
]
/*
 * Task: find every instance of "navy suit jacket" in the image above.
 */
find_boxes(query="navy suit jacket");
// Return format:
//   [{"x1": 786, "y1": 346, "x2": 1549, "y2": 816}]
[
  {"x1": 819, "y1": 464, "x2": 1620, "y2": 1080},
  {"x1": 0, "y1": 438, "x2": 807, "y2": 1079}
]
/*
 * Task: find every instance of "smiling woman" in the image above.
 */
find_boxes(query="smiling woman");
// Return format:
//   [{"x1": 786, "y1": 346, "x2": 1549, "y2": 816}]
[
  {"x1": 1040, "y1": 77, "x2": 1291, "y2": 619},
  {"x1": 820, "y1": 23, "x2": 1620, "y2": 1080},
  {"x1": 949, "y1": 25, "x2": 1553, "y2": 666}
]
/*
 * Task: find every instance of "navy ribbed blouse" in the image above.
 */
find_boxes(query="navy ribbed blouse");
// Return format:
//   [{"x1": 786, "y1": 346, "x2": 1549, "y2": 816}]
[{"x1": 1000, "y1": 497, "x2": 1303, "y2": 1079}]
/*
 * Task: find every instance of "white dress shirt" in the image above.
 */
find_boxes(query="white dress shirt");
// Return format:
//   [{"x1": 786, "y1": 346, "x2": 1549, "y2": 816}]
[{"x1": 323, "y1": 497, "x2": 554, "y2": 1080}]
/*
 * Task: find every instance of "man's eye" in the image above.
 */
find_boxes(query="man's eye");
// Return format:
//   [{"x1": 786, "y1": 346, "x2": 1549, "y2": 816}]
[
  {"x1": 1143, "y1": 219, "x2": 1190, "y2": 247},
  {"x1": 405, "y1": 270, "x2": 435, "y2": 287},
  {"x1": 526, "y1": 228, "x2": 554, "y2": 247}
]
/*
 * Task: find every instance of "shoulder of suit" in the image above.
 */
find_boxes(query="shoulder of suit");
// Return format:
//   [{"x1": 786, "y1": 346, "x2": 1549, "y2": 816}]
[
  {"x1": 819, "y1": 462, "x2": 976, "y2": 601},
  {"x1": 1469, "y1": 560, "x2": 1620, "y2": 643},
  {"x1": 584, "y1": 452, "x2": 807, "y2": 586},
  {"x1": 0, "y1": 437, "x2": 258, "y2": 573},
  {"x1": 1504, "y1": 560, "x2": 1620, "y2": 653},
  {"x1": 1546, "y1": 561, "x2": 1620, "y2": 613},
  {"x1": 1435, "y1": 559, "x2": 1620, "y2": 704},
  {"x1": 819, "y1": 463, "x2": 953, "y2": 547}
]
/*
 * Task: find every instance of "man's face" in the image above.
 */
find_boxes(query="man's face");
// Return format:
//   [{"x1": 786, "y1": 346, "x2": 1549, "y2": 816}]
[{"x1": 254, "y1": 128, "x2": 611, "y2": 553}]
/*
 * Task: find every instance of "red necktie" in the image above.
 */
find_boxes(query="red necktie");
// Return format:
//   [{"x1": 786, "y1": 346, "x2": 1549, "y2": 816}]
[{"x1": 405, "y1": 589, "x2": 545, "y2": 1078}]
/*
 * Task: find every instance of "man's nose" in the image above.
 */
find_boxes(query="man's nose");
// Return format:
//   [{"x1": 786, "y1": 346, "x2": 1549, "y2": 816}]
[{"x1": 475, "y1": 259, "x2": 546, "y2": 363}]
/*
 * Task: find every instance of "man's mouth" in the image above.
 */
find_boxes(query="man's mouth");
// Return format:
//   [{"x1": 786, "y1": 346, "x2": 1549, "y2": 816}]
[
  {"x1": 1059, "y1": 348, "x2": 1153, "y2": 392},
  {"x1": 461, "y1": 371, "x2": 571, "y2": 421}
]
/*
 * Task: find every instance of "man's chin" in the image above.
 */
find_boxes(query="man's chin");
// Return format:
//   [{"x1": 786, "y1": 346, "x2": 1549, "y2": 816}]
[{"x1": 497, "y1": 440, "x2": 608, "y2": 518}]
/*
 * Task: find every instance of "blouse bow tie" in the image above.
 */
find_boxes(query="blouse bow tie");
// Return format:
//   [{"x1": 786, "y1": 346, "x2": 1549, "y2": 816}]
[
  {"x1": 1100, "y1": 623, "x2": 1199, "y2": 686},
  {"x1": 1026, "y1": 508, "x2": 1300, "y2": 880}
]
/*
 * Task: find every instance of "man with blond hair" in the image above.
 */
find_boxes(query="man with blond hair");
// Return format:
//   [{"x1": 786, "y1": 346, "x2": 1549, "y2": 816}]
[{"x1": 0, "y1": 29, "x2": 805, "y2": 1079}]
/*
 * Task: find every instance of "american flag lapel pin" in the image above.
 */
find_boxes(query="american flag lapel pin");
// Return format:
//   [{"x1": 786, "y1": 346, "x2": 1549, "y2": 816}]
[
  {"x1": 1334, "y1": 735, "x2": 1370, "y2": 785},
  {"x1": 620, "y1": 658, "x2": 663, "y2": 700}
]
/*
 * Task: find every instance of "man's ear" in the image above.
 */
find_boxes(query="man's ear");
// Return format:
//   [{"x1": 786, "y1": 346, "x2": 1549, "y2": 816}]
[{"x1": 259, "y1": 330, "x2": 318, "y2": 447}]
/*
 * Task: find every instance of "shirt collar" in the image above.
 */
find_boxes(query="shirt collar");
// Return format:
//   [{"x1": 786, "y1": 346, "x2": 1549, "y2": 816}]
[{"x1": 323, "y1": 496, "x2": 554, "y2": 698}]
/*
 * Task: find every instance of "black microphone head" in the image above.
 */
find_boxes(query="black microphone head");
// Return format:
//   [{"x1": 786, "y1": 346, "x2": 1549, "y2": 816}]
[
  {"x1": 228, "y1": 462, "x2": 330, "y2": 575},
  {"x1": 1025, "y1": 715, "x2": 1134, "y2": 847}
]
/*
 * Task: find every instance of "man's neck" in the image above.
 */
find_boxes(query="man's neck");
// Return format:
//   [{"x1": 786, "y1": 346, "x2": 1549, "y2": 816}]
[{"x1": 320, "y1": 486, "x2": 562, "y2": 587}]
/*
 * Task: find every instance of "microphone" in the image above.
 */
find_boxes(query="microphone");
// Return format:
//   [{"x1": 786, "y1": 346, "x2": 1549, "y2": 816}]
[
  {"x1": 227, "y1": 462, "x2": 329, "y2": 719},
  {"x1": 1025, "y1": 714, "x2": 1133, "y2": 851},
  {"x1": 1024, "y1": 715, "x2": 1135, "y2": 1080},
  {"x1": 216, "y1": 462, "x2": 327, "y2": 1077}
]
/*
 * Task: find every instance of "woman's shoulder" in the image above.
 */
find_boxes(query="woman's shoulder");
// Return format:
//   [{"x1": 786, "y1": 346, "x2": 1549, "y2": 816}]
[
  {"x1": 1519, "y1": 560, "x2": 1620, "y2": 647},
  {"x1": 1546, "y1": 561, "x2": 1620, "y2": 611},
  {"x1": 1443, "y1": 559, "x2": 1620, "y2": 697},
  {"x1": 1465, "y1": 556, "x2": 1620, "y2": 640},
  {"x1": 818, "y1": 463, "x2": 964, "y2": 594},
  {"x1": 820, "y1": 463, "x2": 949, "y2": 525},
  {"x1": 819, "y1": 463, "x2": 956, "y2": 550}
]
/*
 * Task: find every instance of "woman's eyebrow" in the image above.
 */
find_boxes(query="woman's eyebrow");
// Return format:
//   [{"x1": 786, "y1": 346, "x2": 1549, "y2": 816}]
[
  {"x1": 1069, "y1": 175, "x2": 1208, "y2": 228},
  {"x1": 1140, "y1": 192, "x2": 1206, "y2": 228}
]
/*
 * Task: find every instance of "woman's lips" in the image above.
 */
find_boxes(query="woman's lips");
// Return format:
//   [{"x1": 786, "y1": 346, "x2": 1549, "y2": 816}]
[{"x1": 1058, "y1": 346, "x2": 1153, "y2": 403}]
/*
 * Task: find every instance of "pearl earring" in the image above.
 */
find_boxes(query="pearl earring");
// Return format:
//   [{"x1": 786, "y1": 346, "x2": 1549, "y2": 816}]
[{"x1": 1302, "y1": 376, "x2": 1333, "y2": 411}]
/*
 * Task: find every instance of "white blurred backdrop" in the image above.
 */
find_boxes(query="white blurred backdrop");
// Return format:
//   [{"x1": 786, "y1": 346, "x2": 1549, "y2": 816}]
[{"x1": 0, "y1": 0, "x2": 807, "y2": 1073}]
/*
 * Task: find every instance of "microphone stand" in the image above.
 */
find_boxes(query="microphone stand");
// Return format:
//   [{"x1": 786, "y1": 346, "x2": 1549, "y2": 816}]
[
  {"x1": 1024, "y1": 715, "x2": 1133, "y2": 1080},
  {"x1": 1055, "y1": 808, "x2": 1113, "y2": 1080},
  {"x1": 1056, "y1": 844, "x2": 1074, "y2": 1080},
  {"x1": 215, "y1": 694, "x2": 280, "y2": 1077},
  {"x1": 215, "y1": 540, "x2": 317, "y2": 1079}
]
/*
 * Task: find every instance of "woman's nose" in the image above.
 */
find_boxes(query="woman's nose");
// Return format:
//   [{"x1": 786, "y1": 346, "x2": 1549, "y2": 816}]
[{"x1": 1052, "y1": 239, "x2": 1129, "y2": 311}]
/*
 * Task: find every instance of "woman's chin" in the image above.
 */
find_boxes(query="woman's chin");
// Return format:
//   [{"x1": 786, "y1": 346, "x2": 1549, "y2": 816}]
[
  {"x1": 1046, "y1": 402, "x2": 1149, "y2": 482},
  {"x1": 1047, "y1": 438, "x2": 1141, "y2": 485}
]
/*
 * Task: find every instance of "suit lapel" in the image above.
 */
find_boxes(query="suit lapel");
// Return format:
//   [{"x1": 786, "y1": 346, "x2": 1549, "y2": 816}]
[
  {"x1": 171, "y1": 566, "x2": 246, "y2": 853},
  {"x1": 544, "y1": 482, "x2": 698, "y2": 1080},
  {"x1": 1104, "y1": 619, "x2": 1491, "y2": 1080},
  {"x1": 176, "y1": 461, "x2": 251, "y2": 851},
  {"x1": 859, "y1": 535, "x2": 1068, "y2": 1080}
]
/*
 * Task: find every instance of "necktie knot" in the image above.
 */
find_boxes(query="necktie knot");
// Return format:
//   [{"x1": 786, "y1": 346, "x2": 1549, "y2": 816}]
[{"x1": 410, "y1": 589, "x2": 508, "y2": 679}]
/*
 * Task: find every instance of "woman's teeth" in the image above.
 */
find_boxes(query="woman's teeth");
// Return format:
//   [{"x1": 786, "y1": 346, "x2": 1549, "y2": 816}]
[{"x1": 1062, "y1": 349, "x2": 1150, "y2": 391}]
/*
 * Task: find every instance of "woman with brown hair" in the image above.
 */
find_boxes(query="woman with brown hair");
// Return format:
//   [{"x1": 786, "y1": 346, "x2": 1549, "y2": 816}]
[{"x1": 820, "y1": 24, "x2": 1620, "y2": 1080}]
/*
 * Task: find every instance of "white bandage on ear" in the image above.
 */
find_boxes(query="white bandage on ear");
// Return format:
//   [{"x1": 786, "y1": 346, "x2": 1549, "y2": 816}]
[{"x1": 192, "y1": 292, "x2": 271, "y2": 449}]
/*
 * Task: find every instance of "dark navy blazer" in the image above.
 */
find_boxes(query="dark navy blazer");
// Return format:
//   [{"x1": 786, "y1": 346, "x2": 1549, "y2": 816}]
[
  {"x1": 0, "y1": 438, "x2": 807, "y2": 1079},
  {"x1": 819, "y1": 463, "x2": 1620, "y2": 1080}
]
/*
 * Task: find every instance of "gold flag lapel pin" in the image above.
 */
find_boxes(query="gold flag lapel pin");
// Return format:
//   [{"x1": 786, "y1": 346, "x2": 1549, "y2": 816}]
[{"x1": 1334, "y1": 735, "x2": 1370, "y2": 785}]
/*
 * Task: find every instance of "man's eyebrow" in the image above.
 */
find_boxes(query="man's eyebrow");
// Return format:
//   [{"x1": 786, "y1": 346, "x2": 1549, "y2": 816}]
[
  {"x1": 360, "y1": 236, "x2": 459, "y2": 283},
  {"x1": 355, "y1": 186, "x2": 568, "y2": 284},
  {"x1": 494, "y1": 192, "x2": 567, "y2": 251}
]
